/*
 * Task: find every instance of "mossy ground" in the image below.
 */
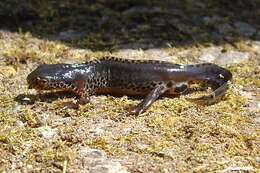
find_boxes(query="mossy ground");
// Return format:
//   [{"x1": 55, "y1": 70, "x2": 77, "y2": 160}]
[{"x1": 0, "y1": 0, "x2": 259, "y2": 172}]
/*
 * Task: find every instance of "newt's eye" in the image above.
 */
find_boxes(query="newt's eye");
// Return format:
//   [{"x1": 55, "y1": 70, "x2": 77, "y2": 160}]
[
  {"x1": 41, "y1": 79, "x2": 48, "y2": 85},
  {"x1": 219, "y1": 74, "x2": 224, "y2": 79}
]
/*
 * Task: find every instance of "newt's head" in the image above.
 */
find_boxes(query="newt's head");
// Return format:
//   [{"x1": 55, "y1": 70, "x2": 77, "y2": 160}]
[{"x1": 27, "y1": 64, "x2": 80, "y2": 91}]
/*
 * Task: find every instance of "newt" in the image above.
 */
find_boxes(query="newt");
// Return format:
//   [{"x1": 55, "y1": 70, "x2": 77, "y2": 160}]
[{"x1": 27, "y1": 57, "x2": 232, "y2": 115}]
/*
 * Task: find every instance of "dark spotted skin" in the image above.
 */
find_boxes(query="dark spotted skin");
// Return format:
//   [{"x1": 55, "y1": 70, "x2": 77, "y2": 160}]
[{"x1": 27, "y1": 57, "x2": 232, "y2": 115}]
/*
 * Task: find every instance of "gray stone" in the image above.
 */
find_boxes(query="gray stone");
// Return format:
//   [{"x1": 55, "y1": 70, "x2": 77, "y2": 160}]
[
  {"x1": 215, "y1": 50, "x2": 250, "y2": 65},
  {"x1": 119, "y1": 43, "x2": 154, "y2": 50},
  {"x1": 38, "y1": 113, "x2": 51, "y2": 124},
  {"x1": 251, "y1": 41, "x2": 260, "y2": 54},
  {"x1": 89, "y1": 161, "x2": 128, "y2": 173},
  {"x1": 59, "y1": 30, "x2": 86, "y2": 39},
  {"x1": 202, "y1": 16, "x2": 211, "y2": 24},
  {"x1": 89, "y1": 127, "x2": 105, "y2": 136},
  {"x1": 199, "y1": 47, "x2": 221, "y2": 62},
  {"x1": 79, "y1": 148, "x2": 107, "y2": 159},
  {"x1": 199, "y1": 47, "x2": 250, "y2": 65},
  {"x1": 234, "y1": 22, "x2": 256, "y2": 37},
  {"x1": 256, "y1": 31, "x2": 260, "y2": 40},
  {"x1": 202, "y1": 15, "x2": 221, "y2": 25},
  {"x1": 122, "y1": 6, "x2": 161, "y2": 15},
  {"x1": 14, "y1": 120, "x2": 24, "y2": 127},
  {"x1": 211, "y1": 32, "x2": 223, "y2": 40},
  {"x1": 75, "y1": 148, "x2": 128, "y2": 172},
  {"x1": 216, "y1": 23, "x2": 233, "y2": 34},
  {"x1": 253, "y1": 116, "x2": 260, "y2": 124},
  {"x1": 144, "y1": 48, "x2": 170, "y2": 59},
  {"x1": 49, "y1": 115, "x2": 74, "y2": 127},
  {"x1": 256, "y1": 156, "x2": 260, "y2": 163},
  {"x1": 50, "y1": 30, "x2": 86, "y2": 40},
  {"x1": 38, "y1": 126, "x2": 58, "y2": 139}
]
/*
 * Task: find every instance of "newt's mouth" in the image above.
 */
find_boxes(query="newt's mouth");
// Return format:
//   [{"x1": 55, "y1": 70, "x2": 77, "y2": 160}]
[
  {"x1": 27, "y1": 81, "x2": 45, "y2": 90},
  {"x1": 27, "y1": 77, "x2": 51, "y2": 90}
]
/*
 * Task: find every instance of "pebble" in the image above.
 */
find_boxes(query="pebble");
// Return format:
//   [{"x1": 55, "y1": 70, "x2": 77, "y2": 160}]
[
  {"x1": 76, "y1": 147, "x2": 128, "y2": 172},
  {"x1": 256, "y1": 157, "x2": 260, "y2": 163},
  {"x1": 38, "y1": 126, "x2": 57, "y2": 139},
  {"x1": 50, "y1": 30, "x2": 86, "y2": 40},
  {"x1": 216, "y1": 23, "x2": 233, "y2": 34},
  {"x1": 89, "y1": 161, "x2": 128, "y2": 173},
  {"x1": 234, "y1": 22, "x2": 256, "y2": 37},
  {"x1": 122, "y1": 6, "x2": 161, "y2": 15},
  {"x1": 59, "y1": 30, "x2": 86, "y2": 39},
  {"x1": 199, "y1": 47, "x2": 250, "y2": 65},
  {"x1": 79, "y1": 148, "x2": 107, "y2": 159},
  {"x1": 253, "y1": 117, "x2": 260, "y2": 124},
  {"x1": 202, "y1": 15, "x2": 221, "y2": 25},
  {"x1": 14, "y1": 120, "x2": 24, "y2": 127}
]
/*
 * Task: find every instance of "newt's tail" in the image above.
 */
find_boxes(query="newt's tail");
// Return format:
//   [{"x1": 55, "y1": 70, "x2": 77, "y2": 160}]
[{"x1": 185, "y1": 63, "x2": 232, "y2": 104}]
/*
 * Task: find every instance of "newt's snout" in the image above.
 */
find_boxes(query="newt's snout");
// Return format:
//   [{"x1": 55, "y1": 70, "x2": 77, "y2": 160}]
[
  {"x1": 27, "y1": 72, "x2": 50, "y2": 90},
  {"x1": 27, "y1": 64, "x2": 63, "y2": 90}
]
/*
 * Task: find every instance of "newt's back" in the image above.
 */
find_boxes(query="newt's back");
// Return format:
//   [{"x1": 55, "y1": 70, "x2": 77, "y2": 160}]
[{"x1": 97, "y1": 57, "x2": 188, "y2": 94}]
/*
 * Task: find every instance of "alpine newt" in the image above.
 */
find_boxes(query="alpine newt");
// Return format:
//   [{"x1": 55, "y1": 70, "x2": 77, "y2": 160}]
[{"x1": 27, "y1": 57, "x2": 232, "y2": 115}]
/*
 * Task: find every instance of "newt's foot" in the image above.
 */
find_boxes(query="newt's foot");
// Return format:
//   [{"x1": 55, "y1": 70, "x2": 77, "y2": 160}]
[
  {"x1": 61, "y1": 102, "x2": 79, "y2": 109},
  {"x1": 78, "y1": 97, "x2": 90, "y2": 105},
  {"x1": 61, "y1": 97, "x2": 90, "y2": 109},
  {"x1": 126, "y1": 106, "x2": 144, "y2": 116}
]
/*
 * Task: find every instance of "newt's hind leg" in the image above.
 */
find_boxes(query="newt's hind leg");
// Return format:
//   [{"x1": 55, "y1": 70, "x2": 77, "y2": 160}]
[
  {"x1": 127, "y1": 81, "x2": 187, "y2": 116},
  {"x1": 127, "y1": 85, "x2": 168, "y2": 116},
  {"x1": 127, "y1": 81, "x2": 191, "y2": 115}
]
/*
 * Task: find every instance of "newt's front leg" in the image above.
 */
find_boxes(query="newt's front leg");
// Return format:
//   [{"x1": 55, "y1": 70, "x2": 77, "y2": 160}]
[
  {"x1": 60, "y1": 74, "x2": 92, "y2": 108},
  {"x1": 61, "y1": 97, "x2": 90, "y2": 109},
  {"x1": 127, "y1": 85, "x2": 168, "y2": 116}
]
